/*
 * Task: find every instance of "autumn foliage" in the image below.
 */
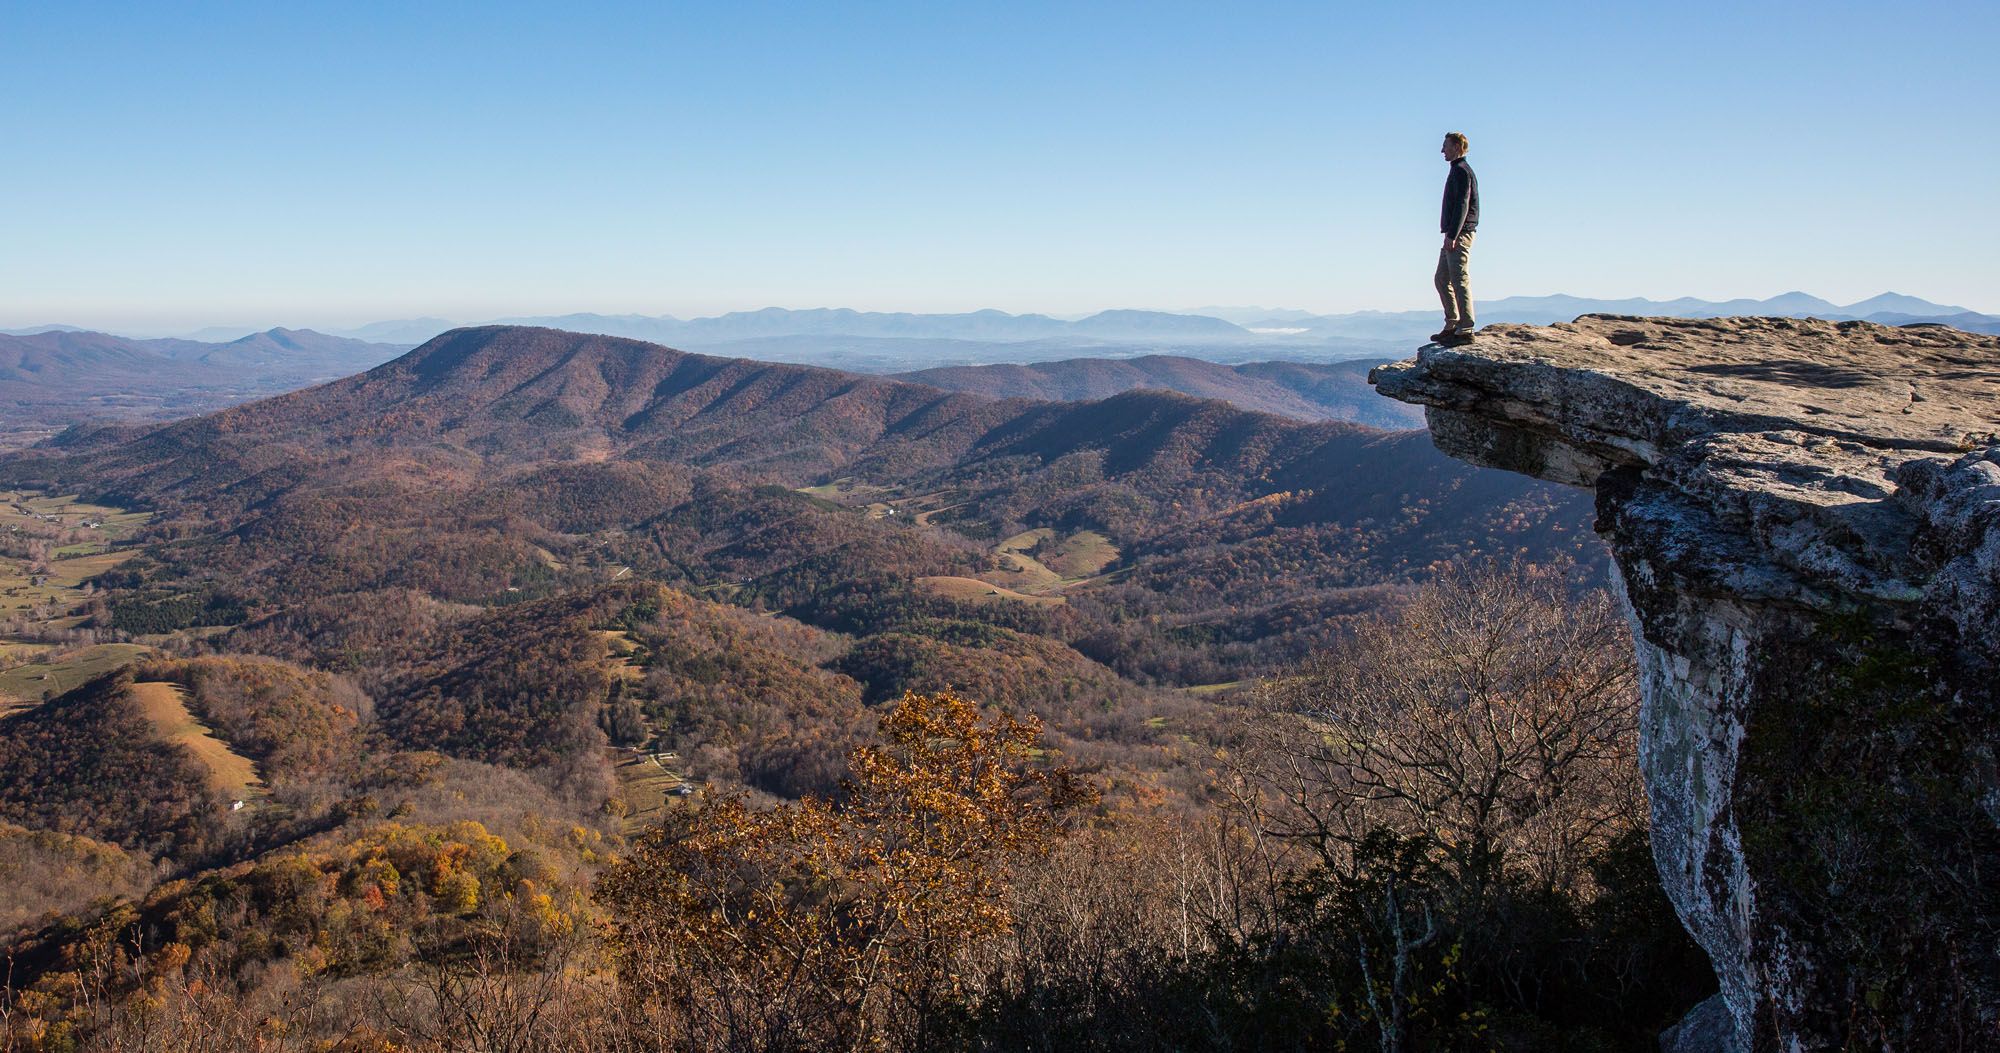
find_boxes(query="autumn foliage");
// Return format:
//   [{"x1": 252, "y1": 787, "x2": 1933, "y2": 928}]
[{"x1": 599, "y1": 690, "x2": 1095, "y2": 1051}]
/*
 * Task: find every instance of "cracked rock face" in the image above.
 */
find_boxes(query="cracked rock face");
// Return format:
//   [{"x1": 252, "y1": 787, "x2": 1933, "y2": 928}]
[{"x1": 1372, "y1": 316, "x2": 2000, "y2": 1052}]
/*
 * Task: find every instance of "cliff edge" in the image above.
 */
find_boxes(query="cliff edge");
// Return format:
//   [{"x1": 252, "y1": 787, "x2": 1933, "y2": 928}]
[{"x1": 1372, "y1": 315, "x2": 2000, "y2": 1052}]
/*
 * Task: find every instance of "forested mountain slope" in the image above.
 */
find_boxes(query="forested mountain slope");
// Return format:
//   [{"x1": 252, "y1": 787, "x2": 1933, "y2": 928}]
[
  {"x1": 3, "y1": 325, "x2": 1595, "y2": 690},
  {"x1": 0, "y1": 325, "x2": 1635, "y2": 1049}
]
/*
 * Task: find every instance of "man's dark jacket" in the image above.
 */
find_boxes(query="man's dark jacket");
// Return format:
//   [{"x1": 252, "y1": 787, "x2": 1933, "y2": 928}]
[{"x1": 1441, "y1": 157, "x2": 1479, "y2": 238}]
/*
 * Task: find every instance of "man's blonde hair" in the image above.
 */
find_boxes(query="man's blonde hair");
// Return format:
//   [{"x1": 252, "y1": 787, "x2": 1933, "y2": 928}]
[{"x1": 1444, "y1": 131, "x2": 1468, "y2": 151}]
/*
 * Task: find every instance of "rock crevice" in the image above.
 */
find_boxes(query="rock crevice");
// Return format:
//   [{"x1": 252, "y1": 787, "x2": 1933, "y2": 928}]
[{"x1": 1372, "y1": 315, "x2": 2000, "y2": 1052}]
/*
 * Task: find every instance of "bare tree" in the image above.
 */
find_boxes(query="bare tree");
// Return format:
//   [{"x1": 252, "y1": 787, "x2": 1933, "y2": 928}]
[
  {"x1": 379, "y1": 906, "x2": 601, "y2": 1053},
  {"x1": 1238, "y1": 559, "x2": 1642, "y2": 896}
]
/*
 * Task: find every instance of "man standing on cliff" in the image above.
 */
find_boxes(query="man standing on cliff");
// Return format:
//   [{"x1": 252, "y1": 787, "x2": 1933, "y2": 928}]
[{"x1": 1433, "y1": 132, "x2": 1480, "y2": 344}]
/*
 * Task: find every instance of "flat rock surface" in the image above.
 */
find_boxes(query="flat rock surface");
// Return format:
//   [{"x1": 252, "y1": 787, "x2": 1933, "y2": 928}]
[{"x1": 1373, "y1": 315, "x2": 2000, "y2": 453}]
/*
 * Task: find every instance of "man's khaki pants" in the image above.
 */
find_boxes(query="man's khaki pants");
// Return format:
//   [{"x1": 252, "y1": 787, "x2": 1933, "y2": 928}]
[{"x1": 1435, "y1": 231, "x2": 1475, "y2": 332}]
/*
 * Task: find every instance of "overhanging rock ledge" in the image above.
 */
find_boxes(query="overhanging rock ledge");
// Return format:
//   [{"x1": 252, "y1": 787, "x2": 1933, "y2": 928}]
[{"x1": 1371, "y1": 315, "x2": 2000, "y2": 1052}]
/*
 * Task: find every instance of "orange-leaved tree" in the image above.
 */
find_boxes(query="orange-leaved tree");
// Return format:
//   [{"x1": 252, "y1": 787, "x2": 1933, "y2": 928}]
[{"x1": 598, "y1": 689, "x2": 1095, "y2": 1053}]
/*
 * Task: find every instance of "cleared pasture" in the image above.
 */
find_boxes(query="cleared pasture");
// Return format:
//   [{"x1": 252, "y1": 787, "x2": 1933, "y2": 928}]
[
  {"x1": 0, "y1": 639, "x2": 53, "y2": 664},
  {"x1": 127, "y1": 681, "x2": 266, "y2": 803},
  {"x1": 0, "y1": 491, "x2": 151, "y2": 540},
  {"x1": 599, "y1": 629, "x2": 646, "y2": 681},
  {"x1": 0, "y1": 643, "x2": 153, "y2": 707},
  {"x1": 1039, "y1": 529, "x2": 1118, "y2": 578},
  {"x1": 916, "y1": 575, "x2": 1065, "y2": 607},
  {"x1": 988, "y1": 528, "x2": 1120, "y2": 594},
  {"x1": 611, "y1": 749, "x2": 689, "y2": 835}
]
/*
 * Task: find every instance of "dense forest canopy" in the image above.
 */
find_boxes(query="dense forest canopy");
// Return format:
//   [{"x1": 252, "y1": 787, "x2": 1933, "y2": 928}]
[{"x1": 0, "y1": 327, "x2": 1710, "y2": 1052}]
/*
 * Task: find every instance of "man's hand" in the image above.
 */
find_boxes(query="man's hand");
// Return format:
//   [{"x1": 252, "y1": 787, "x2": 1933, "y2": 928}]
[{"x1": 1444, "y1": 235, "x2": 1458, "y2": 251}]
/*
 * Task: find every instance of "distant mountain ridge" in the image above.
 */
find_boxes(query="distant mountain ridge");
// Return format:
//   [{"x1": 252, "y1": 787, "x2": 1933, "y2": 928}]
[
  {"x1": 292, "y1": 292, "x2": 1998, "y2": 364},
  {"x1": 0, "y1": 328, "x2": 413, "y2": 430},
  {"x1": 895, "y1": 355, "x2": 1425, "y2": 430},
  {"x1": 8, "y1": 294, "x2": 1988, "y2": 440},
  {"x1": 437, "y1": 291, "x2": 2000, "y2": 348},
  {"x1": 16, "y1": 326, "x2": 1441, "y2": 511},
  {"x1": 152, "y1": 327, "x2": 410, "y2": 374},
  {"x1": 481, "y1": 307, "x2": 1255, "y2": 346},
  {"x1": 0, "y1": 324, "x2": 1599, "y2": 844},
  {"x1": 20, "y1": 291, "x2": 1990, "y2": 350},
  {"x1": 3, "y1": 326, "x2": 1593, "y2": 639},
  {"x1": 1205, "y1": 292, "x2": 2000, "y2": 342}
]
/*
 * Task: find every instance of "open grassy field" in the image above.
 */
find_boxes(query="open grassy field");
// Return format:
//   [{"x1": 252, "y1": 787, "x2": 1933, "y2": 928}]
[
  {"x1": 912, "y1": 502, "x2": 969, "y2": 527},
  {"x1": 0, "y1": 549, "x2": 137, "y2": 625},
  {"x1": 0, "y1": 491, "x2": 152, "y2": 540},
  {"x1": 599, "y1": 629, "x2": 646, "y2": 682},
  {"x1": 1038, "y1": 529, "x2": 1118, "y2": 578},
  {"x1": 610, "y1": 749, "x2": 688, "y2": 835},
  {"x1": 916, "y1": 575, "x2": 1066, "y2": 607},
  {"x1": 0, "y1": 643, "x2": 154, "y2": 707},
  {"x1": 127, "y1": 681, "x2": 266, "y2": 804},
  {"x1": 0, "y1": 640, "x2": 53, "y2": 664},
  {"x1": 788, "y1": 487, "x2": 1118, "y2": 601},
  {"x1": 986, "y1": 543, "x2": 1066, "y2": 594},
  {"x1": 984, "y1": 528, "x2": 1122, "y2": 595},
  {"x1": 795, "y1": 479, "x2": 895, "y2": 502},
  {"x1": 41, "y1": 550, "x2": 135, "y2": 589},
  {"x1": 0, "y1": 560, "x2": 71, "y2": 617},
  {"x1": 1, "y1": 490, "x2": 148, "y2": 622},
  {"x1": 998, "y1": 529, "x2": 1058, "y2": 552}
]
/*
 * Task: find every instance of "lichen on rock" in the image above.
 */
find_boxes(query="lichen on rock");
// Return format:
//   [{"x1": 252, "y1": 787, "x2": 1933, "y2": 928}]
[{"x1": 1372, "y1": 315, "x2": 2000, "y2": 1052}]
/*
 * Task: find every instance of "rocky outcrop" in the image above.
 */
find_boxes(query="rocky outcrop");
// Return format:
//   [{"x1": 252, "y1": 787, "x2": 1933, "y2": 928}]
[{"x1": 1372, "y1": 316, "x2": 2000, "y2": 1051}]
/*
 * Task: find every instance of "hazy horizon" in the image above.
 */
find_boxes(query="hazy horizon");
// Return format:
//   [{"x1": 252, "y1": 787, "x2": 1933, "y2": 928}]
[
  {"x1": 6, "y1": 287, "x2": 1991, "y2": 342},
  {"x1": 7, "y1": 3, "x2": 1996, "y2": 329}
]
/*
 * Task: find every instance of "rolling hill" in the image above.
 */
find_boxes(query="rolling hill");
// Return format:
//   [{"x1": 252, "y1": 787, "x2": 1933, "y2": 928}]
[
  {"x1": 2, "y1": 327, "x2": 1546, "y2": 541},
  {"x1": 0, "y1": 327, "x2": 412, "y2": 435},
  {"x1": 0, "y1": 323, "x2": 1607, "y2": 1040},
  {"x1": 300, "y1": 293, "x2": 2000, "y2": 373},
  {"x1": 153, "y1": 326, "x2": 409, "y2": 378},
  {"x1": 2, "y1": 325, "x2": 1595, "y2": 692}
]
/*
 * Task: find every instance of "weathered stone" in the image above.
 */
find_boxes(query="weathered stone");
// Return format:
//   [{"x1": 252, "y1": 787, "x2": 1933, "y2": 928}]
[
  {"x1": 1369, "y1": 315, "x2": 2000, "y2": 455},
  {"x1": 1660, "y1": 993, "x2": 1743, "y2": 1053},
  {"x1": 1371, "y1": 315, "x2": 2000, "y2": 1051}
]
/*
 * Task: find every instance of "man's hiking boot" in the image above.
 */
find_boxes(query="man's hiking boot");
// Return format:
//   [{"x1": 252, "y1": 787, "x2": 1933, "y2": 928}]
[
  {"x1": 1441, "y1": 328, "x2": 1476, "y2": 345},
  {"x1": 1429, "y1": 329, "x2": 1455, "y2": 343}
]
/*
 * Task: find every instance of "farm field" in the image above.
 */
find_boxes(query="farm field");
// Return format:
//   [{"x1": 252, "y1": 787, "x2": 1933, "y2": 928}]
[
  {"x1": 1, "y1": 490, "x2": 150, "y2": 646},
  {"x1": 0, "y1": 551, "x2": 135, "y2": 622},
  {"x1": 1, "y1": 490, "x2": 150, "y2": 627},
  {"x1": 0, "y1": 643, "x2": 154, "y2": 709},
  {"x1": 30, "y1": 550, "x2": 133, "y2": 591},
  {"x1": 990, "y1": 528, "x2": 1121, "y2": 594},
  {"x1": 0, "y1": 640, "x2": 53, "y2": 665},
  {"x1": 1033, "y1": 529, "x2": 1118, "y2": 578},
  {"x1": 791, "y1": 481, "x2": 1123, "y2": 601},
  {"x1": 0, "y1": 491, "x2": 152, "y2": 541}
]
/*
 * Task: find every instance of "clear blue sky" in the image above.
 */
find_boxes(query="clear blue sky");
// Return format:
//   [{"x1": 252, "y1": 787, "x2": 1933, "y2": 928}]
[{"x1": 4, "y1": 1, "x2": 1996, "y2": 332}]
